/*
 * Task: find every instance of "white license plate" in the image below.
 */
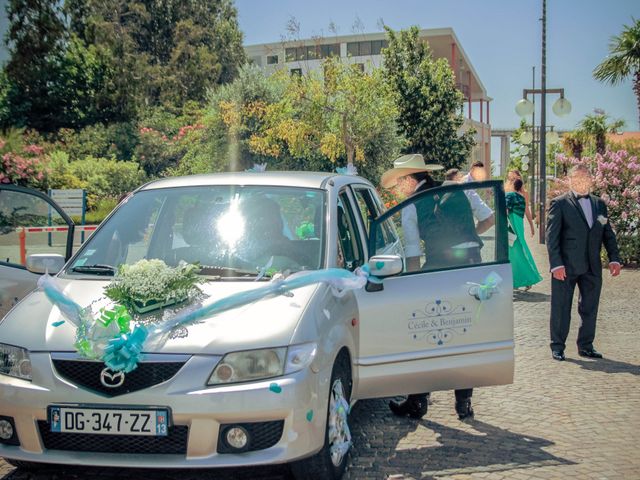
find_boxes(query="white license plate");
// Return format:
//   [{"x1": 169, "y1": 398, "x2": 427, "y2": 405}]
[{"x1": 49, "y1": 406, "x2": 169, "y2": 436}]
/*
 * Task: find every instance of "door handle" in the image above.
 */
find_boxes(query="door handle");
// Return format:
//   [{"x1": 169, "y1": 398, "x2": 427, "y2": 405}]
[
  {"x1": 466, "y1": 272, "x2": 503, "y2": 301},
  {"x1": 468, "y1": 285, "x2": 494, "y2": 301}
]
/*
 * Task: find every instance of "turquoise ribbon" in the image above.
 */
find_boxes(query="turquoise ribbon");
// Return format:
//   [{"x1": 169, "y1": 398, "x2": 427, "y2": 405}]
[
  {"x1": 42, "y1": 266, "x2": 381, "y2": 372},
  {"x1": 103, "y1": 326, "x2": 149, "y2": 373}
]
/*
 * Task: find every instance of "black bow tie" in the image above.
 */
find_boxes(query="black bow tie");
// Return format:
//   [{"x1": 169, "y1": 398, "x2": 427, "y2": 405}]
[{"x1": 575, "y1": 194, "x2": 590, "y2": 200}]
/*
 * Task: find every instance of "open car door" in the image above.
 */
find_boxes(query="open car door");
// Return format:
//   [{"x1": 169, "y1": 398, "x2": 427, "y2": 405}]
[
  {"x1": 353, "y1": 180, "x2": 514, "y2": 399},
  {"x1": 0, "y1": 184, "x2": 74, "y2": 318}
]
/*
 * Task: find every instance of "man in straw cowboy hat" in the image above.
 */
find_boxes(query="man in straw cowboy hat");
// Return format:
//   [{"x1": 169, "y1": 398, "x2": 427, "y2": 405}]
[
  {"x1": 381, "y1": 154, "x2": 443, "y2": 272},
  {"x1": 382, "y1": 154, "x2": 478, "y2": 420}
]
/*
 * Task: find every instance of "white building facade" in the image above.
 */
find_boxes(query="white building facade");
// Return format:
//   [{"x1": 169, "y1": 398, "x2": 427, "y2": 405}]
[{"x1": 245, "y1": 28, "x2": 492, "y2": 170}]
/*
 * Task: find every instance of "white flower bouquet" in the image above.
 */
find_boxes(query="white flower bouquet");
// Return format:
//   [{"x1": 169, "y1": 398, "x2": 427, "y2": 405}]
[{"x1": 105, "y1": 259, "x2": 202, "y2": 313}]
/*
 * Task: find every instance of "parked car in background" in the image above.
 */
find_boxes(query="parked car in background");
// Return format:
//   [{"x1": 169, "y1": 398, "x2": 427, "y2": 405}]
[{"x1": 0, "y1": 173, "x2": 514, "y2": 479}]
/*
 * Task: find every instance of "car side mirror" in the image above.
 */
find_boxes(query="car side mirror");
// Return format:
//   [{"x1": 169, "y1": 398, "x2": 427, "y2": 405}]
[
  {"x1": 26, "y1": 254, "x2": 66, "y2": 274},
  {"x1": 367, "y1": 255, "x2": 403, "y2": 278}
]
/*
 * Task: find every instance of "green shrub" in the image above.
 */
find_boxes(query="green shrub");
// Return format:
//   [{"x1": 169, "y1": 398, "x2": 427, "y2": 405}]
[
  {"x1": 47, "y1": 154, "x2": 146, "y2": 210},
  {"x1": 616, "y1": 236, "x2": 640, "y2": 266},
  {"x1": 56, "y1": 123, "x2": 138, "y2": 161},
  {"x1": 82, "y1": 197, "x2": 119, "y2": 224},
  {"x1": 67, "y1": 156, "x2": 147, "y2": 208}
]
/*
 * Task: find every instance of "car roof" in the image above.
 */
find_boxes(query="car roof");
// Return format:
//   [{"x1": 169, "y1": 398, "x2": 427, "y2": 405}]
[{"x1": 138, "y1": 171, "x2": 374, "y2": 191}]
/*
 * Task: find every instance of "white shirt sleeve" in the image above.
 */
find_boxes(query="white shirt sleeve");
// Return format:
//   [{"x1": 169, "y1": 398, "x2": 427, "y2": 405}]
[
  {"x1": 401, "y1": 204, "x2": 422, "y2": 258},
  {"x1": 464, "y1": 189, "x2": 493, "y2": 222}
]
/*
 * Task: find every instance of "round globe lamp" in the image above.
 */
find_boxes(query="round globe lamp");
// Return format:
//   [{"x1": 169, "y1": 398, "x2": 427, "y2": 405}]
[
  {"x1": 552, "y1": 98, "x2": 572, "y2": 117},
  {"x1": 520, "y1": 131, "x2": 533, "y2": 145},
  {"x1": 546, "y1": 130, "x2": 560, "y2": 145},
  {"x1": 515, "y1": 98, "x2": 535, "y2": 117}
]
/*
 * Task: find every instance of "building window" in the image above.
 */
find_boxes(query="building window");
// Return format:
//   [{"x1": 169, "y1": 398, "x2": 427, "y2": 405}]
[
  {"x1": 267, "y1": 55, "x2": 279, "y2": 65},
  {"x1": 286, "y1": 43, "x2": 340, "y2": 62},
  {"x1": 305, "y1": 45, "x2": 318, "y2": 60},
  {"x1": 371, "y1": 39, "x2": 388, "y2": 55},
  {"x1": 345, "y1": 40, "x2": 388, "y2": 57},
  {"x1": 320, "y1": 43, "x2": 340, "y2": 58},
  {"x1": 290, "y1": 68, "x2": 302, "y2": 77}
]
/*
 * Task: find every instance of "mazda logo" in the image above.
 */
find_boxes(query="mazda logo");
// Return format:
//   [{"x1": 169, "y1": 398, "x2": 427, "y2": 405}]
[{"x1": 100, "y1": 368, "x2": 125, "y2": 388}]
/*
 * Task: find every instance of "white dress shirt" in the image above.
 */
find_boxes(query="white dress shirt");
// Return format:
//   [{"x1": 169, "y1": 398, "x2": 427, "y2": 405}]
[
  {"x1": 401, "y1": 181, "x2": 424, "y2": 258},
  {"x1": 461, "y1": 174, "x2": 493, "y2": 222},
  {"x1": 573, "y1": 191, "x2": 594, "y2": 228}
]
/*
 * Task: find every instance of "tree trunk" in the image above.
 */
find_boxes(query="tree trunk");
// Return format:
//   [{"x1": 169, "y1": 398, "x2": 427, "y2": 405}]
[
  {"x1": 634, "y1": 70, "x2": 640, "y2": 131},
  {"x1": 342, "y1": 113, "x2": 355, "y2": 164},
  {"x1": 596, "y1": 133, "x2": 606, "y2": 155}
]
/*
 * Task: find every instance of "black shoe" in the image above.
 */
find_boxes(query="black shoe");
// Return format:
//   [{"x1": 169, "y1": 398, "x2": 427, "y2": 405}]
[
  {"x1": 455, "y1": 399, "x2": 474, "y2": 420},
  {"x1": 389, "y1": 394, "x2": 429, "y2": 419},
  {"x1": 552, "y1": 350, "x2": 565, "y2": 361},
  {"x1": 578, "y1": 348, "x2": 603, "y2": 359}
]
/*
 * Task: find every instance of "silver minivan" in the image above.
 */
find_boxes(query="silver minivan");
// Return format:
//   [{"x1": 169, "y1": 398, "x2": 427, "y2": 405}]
[{"x1": 0, "y1": 173, "x2": 514, "y2": 479}]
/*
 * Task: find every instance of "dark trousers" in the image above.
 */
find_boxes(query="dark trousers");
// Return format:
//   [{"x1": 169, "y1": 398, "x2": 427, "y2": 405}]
[
  {"x1": 408, "y1": 388, "x2": 472, "y2": 403},
  {"x1": 550, "y1": 270, "x2": 602, "y2": 351}
]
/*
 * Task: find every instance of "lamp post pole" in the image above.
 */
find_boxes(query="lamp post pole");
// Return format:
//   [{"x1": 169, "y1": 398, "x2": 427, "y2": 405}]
[
  {"x1": 530, "y1": 66, "x2": 536, "y2": 218},
  {"x1": 539, "y1": 0, "x2": 547, "y2": 244}
]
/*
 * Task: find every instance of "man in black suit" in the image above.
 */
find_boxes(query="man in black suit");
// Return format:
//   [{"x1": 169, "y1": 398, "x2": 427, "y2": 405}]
[{"x1": 546, "y1": 165, "x2": 621, "y2": 361}]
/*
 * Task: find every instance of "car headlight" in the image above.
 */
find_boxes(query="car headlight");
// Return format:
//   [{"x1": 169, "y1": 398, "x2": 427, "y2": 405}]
[
  {"x1": 0, "y1": 343, "x2": 32, "y2": 381},
  {"x1": 207, "y1": 343, "x2": 317, "y2": 386}
]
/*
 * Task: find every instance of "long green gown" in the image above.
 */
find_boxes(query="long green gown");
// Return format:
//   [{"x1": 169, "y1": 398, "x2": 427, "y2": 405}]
[{"x1": 506, "y1": 192, "x2": 542, "y2": 289}]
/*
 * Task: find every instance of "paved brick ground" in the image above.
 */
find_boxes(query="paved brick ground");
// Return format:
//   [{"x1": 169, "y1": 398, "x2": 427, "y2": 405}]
[{"x1": 2, "y1": 229, "x2": 639, "y2": 479}]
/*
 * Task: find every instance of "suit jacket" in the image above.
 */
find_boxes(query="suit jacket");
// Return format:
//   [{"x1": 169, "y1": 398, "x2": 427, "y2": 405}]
[{"x1": 546, "y1": 192, "x2": 620, "y2": 277}]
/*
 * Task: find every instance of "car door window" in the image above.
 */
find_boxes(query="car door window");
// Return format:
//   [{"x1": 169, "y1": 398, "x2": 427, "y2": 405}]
[
  {"x1": 352, "y1": 185, "x2": 401, "y2": 259},
  {"x1": 337, "y1": 192, "x2": 363, "y2": 271},
  {"x1": 0, "y1": 186, "x2": 74, "y2": 267},
  {"x1": 369, "y1": 181, "x2": 507, "y2": 273}
]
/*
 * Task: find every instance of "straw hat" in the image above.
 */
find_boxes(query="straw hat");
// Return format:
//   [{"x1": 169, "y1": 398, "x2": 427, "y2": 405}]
[{"x1": 380, "y1": 154, "x2": 444, "y2": 188}]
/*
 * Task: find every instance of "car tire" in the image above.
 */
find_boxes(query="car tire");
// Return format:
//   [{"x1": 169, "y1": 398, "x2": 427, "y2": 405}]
[{"x1": 290, "y1": 350, "x2": 353, "y2": 480}]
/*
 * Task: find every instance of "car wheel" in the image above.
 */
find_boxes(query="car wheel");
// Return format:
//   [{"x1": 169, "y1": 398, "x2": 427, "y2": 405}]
[{"x1": 290, "y1": 351, "x2": 352, "y2": 480}]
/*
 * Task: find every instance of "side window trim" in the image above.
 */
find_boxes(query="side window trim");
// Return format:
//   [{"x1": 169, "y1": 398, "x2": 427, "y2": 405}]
[
  {"x1": 350, "y1": 184, "x2": 379, "y2": 235},
  {"x1": 368, "y1": 180, "x2": 508, "y2": 270},
  {"x1": 337, "y1": 188, "x2": 365, "y2": 269}
]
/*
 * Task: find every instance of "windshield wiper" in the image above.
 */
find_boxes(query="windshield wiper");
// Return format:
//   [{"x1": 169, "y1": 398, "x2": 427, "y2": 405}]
[
  {"x1": 199, "y1": 265, "x2": 264, "y2": 279},
  {"x1": 71, "y1": 264, "x2": 116, "y2": 276}
]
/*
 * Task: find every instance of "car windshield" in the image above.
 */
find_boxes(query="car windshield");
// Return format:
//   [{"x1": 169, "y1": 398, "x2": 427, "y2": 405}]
[{"x1": 67, "y1": 185, "x2": 326, "y2": 278}]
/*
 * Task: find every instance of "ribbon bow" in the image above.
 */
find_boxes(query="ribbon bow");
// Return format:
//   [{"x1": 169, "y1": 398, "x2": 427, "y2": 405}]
[
  {"x1": 467, "y1": 272, "x2": 502, "y2": 301},
  {"x1": 336, "y1": 163, "x2": 358, "y2": 175},
  {"x1": 98, "y1": 305, "x2": 132, "y2": 333},
  {"x1": 103, "y1": 326, "x2": 149, "y2": 373}
]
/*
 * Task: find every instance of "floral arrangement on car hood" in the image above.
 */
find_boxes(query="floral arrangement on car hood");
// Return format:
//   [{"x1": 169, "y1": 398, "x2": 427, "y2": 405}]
[
  {"x1": 104, "y1": 259, "x2": 202, "y2": 313},
  {"x1": 40, "y1": 258, "x2": 380, "y2": 373}
]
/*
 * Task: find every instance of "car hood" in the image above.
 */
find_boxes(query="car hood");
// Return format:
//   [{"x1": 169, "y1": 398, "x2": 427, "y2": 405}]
[{"x1": 0, "y1": 277, "x2": 319, "y2": 354}]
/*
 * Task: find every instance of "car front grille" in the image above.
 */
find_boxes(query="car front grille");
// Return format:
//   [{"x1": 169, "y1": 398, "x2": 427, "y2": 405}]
[
  {"x1": 52, "y1": 357, "x2": 188, "y2": 397},
  {"x1": 37, "y1": 421, "x2": 188, "y2": 454},
  {"x1": 217, "y1": 420, "x2": 284, "y2": 453}
]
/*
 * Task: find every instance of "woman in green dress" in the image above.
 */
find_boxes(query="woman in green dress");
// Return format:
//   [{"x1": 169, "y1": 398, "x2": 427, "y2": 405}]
[{"x1": 506, "y1": 178, "x2": 542, "y2": 290}]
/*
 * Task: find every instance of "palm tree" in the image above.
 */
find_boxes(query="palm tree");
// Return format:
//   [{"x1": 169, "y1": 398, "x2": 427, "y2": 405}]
[
  {"x1": 578, "y1": 113, "x2": 625, "y2": 155},
  {"x1": 593, "y1": 18, "x2": 640, "y2": 127}
]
